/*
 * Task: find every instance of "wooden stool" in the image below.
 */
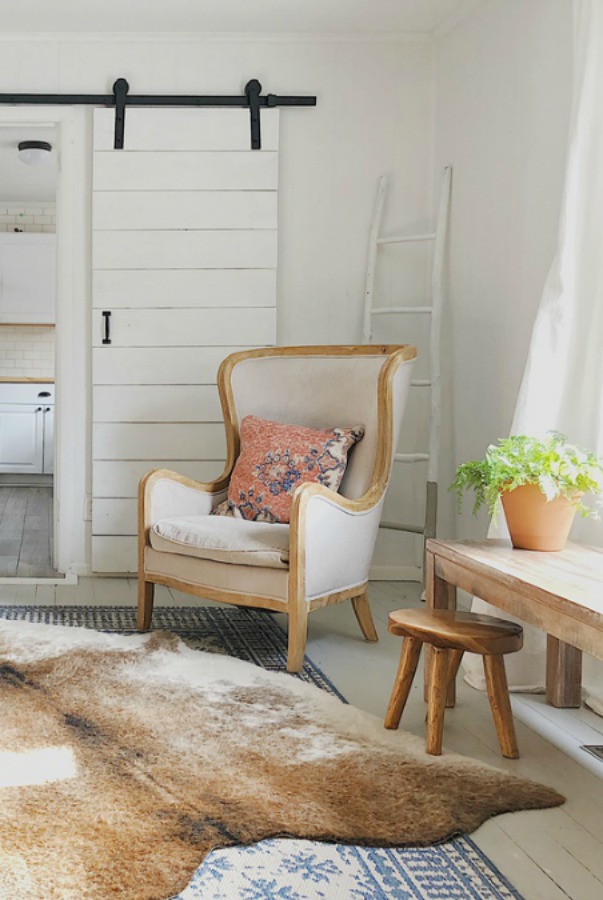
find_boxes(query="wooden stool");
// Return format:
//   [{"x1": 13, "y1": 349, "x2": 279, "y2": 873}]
[{"x1": 384, "y1": 608, "x2": 523, "y2": 758}]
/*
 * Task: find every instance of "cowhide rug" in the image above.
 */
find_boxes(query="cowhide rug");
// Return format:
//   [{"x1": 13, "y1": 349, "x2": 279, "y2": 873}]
[{"x1": 0, "y1": 620, "x2": 563, "y2": 900}]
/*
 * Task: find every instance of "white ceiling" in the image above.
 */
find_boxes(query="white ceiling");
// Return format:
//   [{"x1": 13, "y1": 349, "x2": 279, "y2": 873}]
[
  {"x1": 0, "y1": 127, "x2": 58, "y2": 203},
  {"x1": 0, "y1": 1, "x2": 471, "y2": 35}
]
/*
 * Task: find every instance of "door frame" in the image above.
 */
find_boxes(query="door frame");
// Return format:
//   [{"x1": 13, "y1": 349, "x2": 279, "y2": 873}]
[{"x1": 0, "y1": 106, "x2": 88, "y2": 582}]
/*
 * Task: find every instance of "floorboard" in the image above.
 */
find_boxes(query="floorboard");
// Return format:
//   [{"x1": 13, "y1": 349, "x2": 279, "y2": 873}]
[{"x1": 0, "y1": 486, "x2": 58, "y2": 578}]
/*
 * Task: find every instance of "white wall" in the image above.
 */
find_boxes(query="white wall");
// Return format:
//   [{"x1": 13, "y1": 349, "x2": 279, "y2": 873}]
[
  {"x1": 434, "y1": 0, "x2": 574, "y2": 539},
  {"x1": 0, "y1": 35, "x2": 435, "y2": 573}
]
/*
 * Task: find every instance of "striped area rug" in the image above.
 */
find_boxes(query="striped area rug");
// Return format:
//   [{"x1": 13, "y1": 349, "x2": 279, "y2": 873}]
[{"x1": 0, "y1": 605, "x2": 523, "y2": 900}]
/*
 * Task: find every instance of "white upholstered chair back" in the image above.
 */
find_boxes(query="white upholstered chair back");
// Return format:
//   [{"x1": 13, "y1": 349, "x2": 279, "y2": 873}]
[{"x1": 225, "y1": 347, "x2": 415, "y2": 500}]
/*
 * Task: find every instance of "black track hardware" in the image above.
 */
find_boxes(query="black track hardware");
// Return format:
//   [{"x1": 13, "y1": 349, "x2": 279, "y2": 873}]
[{"x1": 0, "y1": 78, "x2": 316, "y2": 150}]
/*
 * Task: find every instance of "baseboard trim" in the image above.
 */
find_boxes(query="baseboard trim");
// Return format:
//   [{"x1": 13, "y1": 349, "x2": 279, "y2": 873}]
[
  {"x1": 0, "y1": 572, "x2": 77, "y2": 586},
  {"x1": 369, "y1": 565, "x2": 422, "y2": 582}
]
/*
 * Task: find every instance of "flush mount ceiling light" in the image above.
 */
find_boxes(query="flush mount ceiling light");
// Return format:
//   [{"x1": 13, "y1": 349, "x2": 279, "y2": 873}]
[{"x1": 17, "y1": 140, "x2": 53, "y2": 166}]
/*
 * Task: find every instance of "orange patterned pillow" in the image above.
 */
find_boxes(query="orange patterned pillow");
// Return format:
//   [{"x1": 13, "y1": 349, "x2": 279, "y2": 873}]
[{"x1": 212, "y1": 415, "x2": 365, "y2": 524}]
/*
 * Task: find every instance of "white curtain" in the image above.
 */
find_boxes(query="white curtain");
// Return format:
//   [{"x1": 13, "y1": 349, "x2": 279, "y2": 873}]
[{"x1": 463, "y1": 0, "x2": 603, "y2": 713}]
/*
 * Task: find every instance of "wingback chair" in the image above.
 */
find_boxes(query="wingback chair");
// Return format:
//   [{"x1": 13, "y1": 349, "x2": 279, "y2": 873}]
[{"x1": 138, "y1": 344, "x2": 416, "y2": 671}]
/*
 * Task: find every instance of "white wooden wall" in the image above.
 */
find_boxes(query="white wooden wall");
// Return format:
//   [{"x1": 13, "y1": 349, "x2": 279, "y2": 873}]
[{"x1": 92, "y1": 108, "x2": 278, "y2": 572}]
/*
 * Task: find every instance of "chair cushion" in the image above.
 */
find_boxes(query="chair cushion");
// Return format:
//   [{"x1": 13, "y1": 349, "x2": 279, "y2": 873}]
[
  {"x1": 150, "y1": 515, "x2": 290, "y2": 569},
  {"x1": 213, "y1": 415, "x2": 364, "y2": 524}
]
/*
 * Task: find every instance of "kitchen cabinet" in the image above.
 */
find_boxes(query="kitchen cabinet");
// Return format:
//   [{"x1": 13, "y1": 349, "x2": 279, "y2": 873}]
[
  {"x1": 0, "y1": 233, "x2": 56, "y2": 323},
  {"x1": 0, "y1": 384, "x2": 55, "y2": 474}
]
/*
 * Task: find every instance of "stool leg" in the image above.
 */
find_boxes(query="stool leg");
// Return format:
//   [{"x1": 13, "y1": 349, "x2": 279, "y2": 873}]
[
  {"x1": 448, "y1": 649, "x2": 464, "y2": 687},
  {"x1": 483, "y1": 654, "x2": 519, "y2": 759},
  {"x1": 384, "y1": 637, "x2": 422, "y2": 730},
  {"x1": 426, "y1": 647, "x2": 450, "y2": 755}
]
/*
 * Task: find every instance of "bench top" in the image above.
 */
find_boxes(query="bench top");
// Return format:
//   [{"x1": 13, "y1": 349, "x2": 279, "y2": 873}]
[{"x1": 427, "y1": 540, "x2": 603, "y2": 617}]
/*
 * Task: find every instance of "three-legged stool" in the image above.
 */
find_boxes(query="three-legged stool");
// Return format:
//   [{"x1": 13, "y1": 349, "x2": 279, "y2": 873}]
[{"x1": 384, "y1": 608, "x2": 523, "y2": 758}]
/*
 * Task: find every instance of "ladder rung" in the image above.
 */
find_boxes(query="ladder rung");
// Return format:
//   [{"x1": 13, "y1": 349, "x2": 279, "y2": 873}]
[
  {"x1": 394, "y1": 452, "x2": 430, "y2": 463},
  {"x1": 371, "y1": 306, "x2": 432, "y2": 316},
  {"x1": 376, "y1": 233, "x2": 436, "y2": 245},
  {"x1": 380, "y1": 521, "x2": 424, "y2": 535},
  {"x1": 411, "y1": 379, "x2": 431, "y2": 387}
]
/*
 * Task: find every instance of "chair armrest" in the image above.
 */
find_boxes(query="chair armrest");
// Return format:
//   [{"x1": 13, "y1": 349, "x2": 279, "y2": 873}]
[
  {"x1": 139, "y1": 468, "x2": 229, "y2": 547},
  {"x1": 290, "y1": 483, "x2": 384, "y2": 600}
]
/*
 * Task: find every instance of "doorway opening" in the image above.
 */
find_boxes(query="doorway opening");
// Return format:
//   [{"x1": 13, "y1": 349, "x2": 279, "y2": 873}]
[
  {"x1": 0, "y1": 125, "x2": 57, "y2": 577},
  {"x1": 0, "y1": 107, "x2": 87, "y2": 584}
]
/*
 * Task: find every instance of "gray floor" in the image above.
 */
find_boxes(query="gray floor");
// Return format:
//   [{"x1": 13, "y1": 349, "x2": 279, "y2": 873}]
[{"x1": 0, "y1": 486, "x2": 57, "y2": 577}]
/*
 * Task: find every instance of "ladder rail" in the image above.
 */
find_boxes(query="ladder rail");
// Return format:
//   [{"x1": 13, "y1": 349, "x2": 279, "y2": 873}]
[
  {"x1": 427, "y1": 166, "x2": 452, "y2": 484},
  {"x1": 362, "y1": 175, "x2": 388, "y2": 343},
  {"x1": 363, "y1": 167, "x2": 452, "y2": 546}
]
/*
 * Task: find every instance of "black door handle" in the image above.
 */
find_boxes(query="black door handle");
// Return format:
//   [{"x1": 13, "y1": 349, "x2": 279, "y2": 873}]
[{"x1": 102, "y1": 310, "x2": 112, "y2": 345}]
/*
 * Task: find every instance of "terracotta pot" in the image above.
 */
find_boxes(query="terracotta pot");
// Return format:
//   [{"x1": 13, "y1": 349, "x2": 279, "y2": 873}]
[{"x1": 500, "y1": 483, "x2": 577, "y2": 551}]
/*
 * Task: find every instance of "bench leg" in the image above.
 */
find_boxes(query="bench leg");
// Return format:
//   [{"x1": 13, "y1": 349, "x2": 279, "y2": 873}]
[
  {"x1": 546, "y1": 636, "x2": 582, "y2": 708},
  {"x1": 426, "y1": 647, "x2": 450, "y2": 755},
  {"x1": 483, "y1": 654, "x2": 519, "y2": 759},
  {"x1": 424, "y1": 550, "x2": 457, "y2": 707},
  {"x1": 385, "y1": 637, "x2": 422, "y2": 730}
]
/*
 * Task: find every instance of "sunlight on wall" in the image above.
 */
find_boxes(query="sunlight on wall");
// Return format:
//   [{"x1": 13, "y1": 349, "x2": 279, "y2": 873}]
[{"x1": 0, "y1": 746, "x2": 77, "y2": 788}]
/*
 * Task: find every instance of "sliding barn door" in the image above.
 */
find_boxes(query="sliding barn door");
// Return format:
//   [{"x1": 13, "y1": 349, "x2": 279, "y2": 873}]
[{"x1": 92, "y1": 108, "x2": 278, "y2": 572}]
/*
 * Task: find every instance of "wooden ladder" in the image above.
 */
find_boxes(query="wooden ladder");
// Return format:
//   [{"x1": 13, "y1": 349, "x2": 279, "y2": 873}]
[{"x1": 362, "y1": 167, "x2": 452, "y2": 567}]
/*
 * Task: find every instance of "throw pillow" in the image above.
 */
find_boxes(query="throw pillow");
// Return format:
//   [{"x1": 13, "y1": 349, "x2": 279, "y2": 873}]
[{"x1": 212, "y1": 415, "x2": 364, "y2": 524}]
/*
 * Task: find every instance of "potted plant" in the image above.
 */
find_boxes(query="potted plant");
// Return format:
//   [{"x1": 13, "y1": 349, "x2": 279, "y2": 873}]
[{"x1": 450, "y1": 433, "x2": 603, "y2": 551}]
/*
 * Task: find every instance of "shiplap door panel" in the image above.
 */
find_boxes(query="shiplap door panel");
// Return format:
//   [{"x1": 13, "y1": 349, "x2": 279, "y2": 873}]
[
  {"x1": 93, "y1": 499, "x2": 138, "y2": 536},
  {"x1": 93, "y1": 191, "x2": 278, "y2": 231},
  {"x1": 93, "y1": 269, "x2": 277, "y2": 310},
  {"x1": 93, "y1": 151, "x2": 278, "y2": 191},
  {"x1": 92, "y1": 107, "x2": 278, "y2": 572},
  {"x1": 93, "y1": 108, "x2": 279, "y2": 152},
  {"x1": 94, "y1": 424, "x2": 226, "y2": 461},
  {"x1": 93, "y1": 386, "x2": 222, "y2": 423},
  {"x1": 92, "y1": 308, "x2": 275, "y2": 348},
  {"x1": 93, "y1": 230, "x2": 277, "y2": 270},
  {"x1": 93, "y1": 460, "x2": 224, "y2": 498},
  {"x1": 93, "y1": 537, "x2": 137, "y2": 574},
  {"x1": 92, "y1": 347, "x2": 245, "y2": 386}
]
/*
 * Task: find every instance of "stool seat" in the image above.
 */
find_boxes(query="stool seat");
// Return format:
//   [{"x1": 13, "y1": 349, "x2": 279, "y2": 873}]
[
  {"x1": 388, "y1": 609, "x2": 523, "y2": 656},
  {"x1": 385, "y1": 607, "x2": 524, "y2": 759}
]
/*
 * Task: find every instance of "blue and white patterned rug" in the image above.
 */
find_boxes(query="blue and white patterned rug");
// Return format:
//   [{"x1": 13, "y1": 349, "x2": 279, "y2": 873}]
[{"x1": 0, "y1": 605, "x2": 523, "y2": 900}]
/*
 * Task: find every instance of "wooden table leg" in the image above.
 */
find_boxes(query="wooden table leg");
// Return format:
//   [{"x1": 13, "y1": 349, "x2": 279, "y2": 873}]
[
  {"x1": 546, "y1": 635, "x2": 582, "y2": 708},
  {"x1": 424, "y1": 549, "x2": 458, "y2": 707}
]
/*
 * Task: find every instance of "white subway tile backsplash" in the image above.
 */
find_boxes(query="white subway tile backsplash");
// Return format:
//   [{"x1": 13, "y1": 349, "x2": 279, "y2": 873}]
[
  {"x1": 0, "y1": 325, "x2": 55, "y2": 378},
  {"x1": 0, "y1": 202, "x2": 56, "y2": 235}
]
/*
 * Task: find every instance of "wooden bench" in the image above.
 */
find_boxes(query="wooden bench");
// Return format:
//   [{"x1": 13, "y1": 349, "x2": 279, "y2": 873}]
[{"x1": 425, "y1": 539, "x2": 603, "y2": 708}]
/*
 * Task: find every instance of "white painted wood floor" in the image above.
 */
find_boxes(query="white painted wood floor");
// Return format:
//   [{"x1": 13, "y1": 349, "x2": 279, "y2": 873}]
[{"x1": 2, "y1": 577, "x2": 603, "y2": 900}]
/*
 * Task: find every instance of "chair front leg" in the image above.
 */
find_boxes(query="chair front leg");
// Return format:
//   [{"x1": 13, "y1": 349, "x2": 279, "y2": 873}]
[
  {"x1": 351, "y1": 589, "x2": 379, "y2": 642},
  {"x1": 137, "y1": 578, "x2": 155, "y2": 631},
  {"x1": 287, "y1": 592, "x2": 309, "y2": 673}
]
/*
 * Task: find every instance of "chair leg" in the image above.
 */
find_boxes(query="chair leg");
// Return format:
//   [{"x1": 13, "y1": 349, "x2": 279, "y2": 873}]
[
  {"x1": 137, "y1": 579, "x2": 155, "y2": 631},
  {"x1": 351, "y1": 590, "x2": 379, "y2": 642},
  {"x1": 426, "y1": 647, "x2": 450, "y2": 755},
  {"x1": 385, "y1": 637, "x2": 422, "y2": 730},
  {"x1": 483, "y1": 654, "x2": 520, "y2": 759},
  {"x1": 287, "y1": 599, "x2": 309, "y2": 673}
]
